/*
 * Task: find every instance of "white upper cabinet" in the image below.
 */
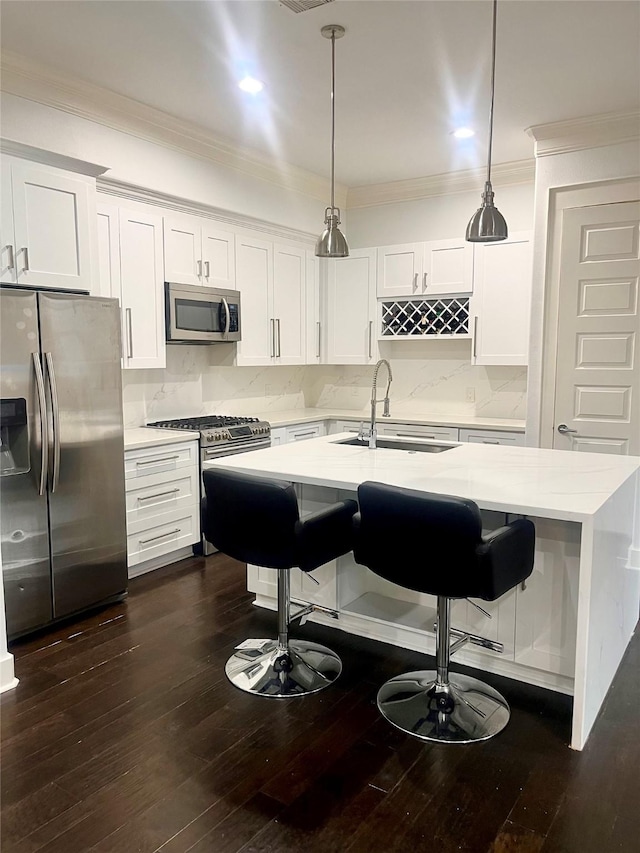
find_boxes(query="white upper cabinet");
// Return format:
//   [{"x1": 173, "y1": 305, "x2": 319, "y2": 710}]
[
  {"x1": 164, "y1": 213, "x2": 235, "y2": 289},
  {"x1": 235, "y1": 233, "x2": 307, "y2": 366},
  {"x1": 377, "y1": 238, "x2": 473, "y2": 298},
  {"x1": 1, "y1": 157, "x2": 95, "y2": 292},
  {"x1": 97, "y1": 200, "x2": 166, "y2": 370},
  {"x1": 471, "y1": 231, "x2": 533, "y2": 366},
  {"x1": 326, "y1": 248, "x2": 378, "y2": 365}
]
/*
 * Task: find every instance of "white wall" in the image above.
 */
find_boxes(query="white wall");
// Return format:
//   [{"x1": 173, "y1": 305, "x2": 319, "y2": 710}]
[
  {"x1": 0, "y1": 92, "x2": 325, "y2": 233},
  {"x1": 526, "y1": 140, "x2": 640, "y2": 444},
  {"x1": 347, "y1": 182, "x2": 535, "y2": 247}
]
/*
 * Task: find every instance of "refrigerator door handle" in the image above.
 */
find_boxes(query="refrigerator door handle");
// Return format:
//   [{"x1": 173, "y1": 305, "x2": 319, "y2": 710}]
[
  {"x1": 32, "y1": 352, "x2": 49, "y2": 497},
  {"x1": 45, "y1": 352, "x2": 61, "y2": 493}
]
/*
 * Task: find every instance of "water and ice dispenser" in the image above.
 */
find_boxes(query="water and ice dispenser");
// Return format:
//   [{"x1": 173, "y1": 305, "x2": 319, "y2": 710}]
[{"x1": 0, "y1": 398, "x2": 29, "y2": 476}]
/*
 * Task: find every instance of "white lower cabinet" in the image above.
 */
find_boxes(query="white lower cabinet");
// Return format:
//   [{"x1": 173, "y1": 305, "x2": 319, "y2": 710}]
[
  {"x1": 124, "y1": 440, "x2": 200, "y2": 576},
  {"x1": 270, "y1": 427, "x2": 288, "y2": 447},
  {"x1": 460, "y1": 428, "x2": 525, "y2": 446},
  {"x1": 286, "y1": 421, "x2": 326, "y2": 442}
]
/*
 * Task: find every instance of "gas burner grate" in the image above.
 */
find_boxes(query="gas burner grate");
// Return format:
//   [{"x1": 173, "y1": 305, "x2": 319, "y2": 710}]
[
  {"x1": 148, "y1": 415, "x2": 260, "y2": 430},
  {"x1": 381, "y1": 298, "x2": 470, "y2": 338}
]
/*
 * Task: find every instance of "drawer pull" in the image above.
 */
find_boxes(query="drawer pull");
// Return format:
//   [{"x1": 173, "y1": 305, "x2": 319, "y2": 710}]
[
  {"x1": 135, "y1": 454, "x2": 181, "y2": 466},
  {"x1": 481, "y1": 440, "x2": 500, "y2": 445},
  {"x1": 137, "y1": 488, "x2": 180, "y2": 503},
  {"x1": 292, "y1": 431, "x2": 317, "y2": 439},
  {"x1": 139, "y1": 528, "x2": 181, "y2": 545},
  {"x1": 397, "y1": 432, "x2": 436, "y2": 439}
]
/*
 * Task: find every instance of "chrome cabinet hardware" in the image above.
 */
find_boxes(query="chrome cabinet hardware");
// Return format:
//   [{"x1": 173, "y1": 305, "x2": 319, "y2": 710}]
[
  {"x1": 413, "y1": 272, "x2": 418, "y2": 291},
  {"x1": 473, "y1": 316, "x2": 478, "y2": 357},
  {"x1": 139, "y1": 528, "x2": 180, "y2": 545},
  {"x1": 125, "y1": 308, "x2": 133, "y2": 358},
  {"x1": 197, "y1": 259, "x2": 202, "y2": 278},
  {"x1": 22, "y1": 246, "x2": 29, "y2": 272},
  {"x1": 45, "y1": 353, "x2": 61, "y2": 493},
  {"x1": 5, "y1": 244, "x2": 15, "y2": 271},
  {"x1": 32, "y1": 353, "x2": 49, "y2": 497},
  {"x1": 204, "y1": 260, "x2": 210, "y2": 279},
  {"x1": 368, "y1": 320, "x2": 373, "y2": 358},
  {"x1": 316, "y1": 321, "x2": 321, "y2": 358},
  {"x1": 135, "y1": 454, "x2": 180, "y2": 466},
  {"x1": 137, "y1": 488, "x2": 180, "y2": 503},
  {"x1": 270, "y1": 318, "x2": 276, "y2": 357},
  {"x1": 276, "y1": 318, "x2": 281, "y2": 357},
  {"x1": 397, "y1": 432, "x2": 434, "y2": 439},
  {"x1": 557, "y1": 423, "x2": 578, "y2": 435},
  {"x1": 423, "y1": 272, "x2": 428, "y2": 290}
]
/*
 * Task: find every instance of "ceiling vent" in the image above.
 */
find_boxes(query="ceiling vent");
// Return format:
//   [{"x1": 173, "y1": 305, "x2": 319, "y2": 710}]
[{"x1": 280, "y1": 0, "x2": 335, "y2": 13}]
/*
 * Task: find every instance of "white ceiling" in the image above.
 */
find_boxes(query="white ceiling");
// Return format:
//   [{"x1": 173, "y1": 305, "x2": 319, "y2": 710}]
[{"x1": 1, "y1": 1, "x2": 638, "y2": 187}]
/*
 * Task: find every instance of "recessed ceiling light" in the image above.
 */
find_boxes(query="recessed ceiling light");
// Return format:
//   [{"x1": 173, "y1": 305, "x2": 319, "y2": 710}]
[
  {"x1": 452, "y1": 127, "x2": 475, "y2": 139},
  {"x1": 238, "y1": 76, "x2": 264, "y2": 94}
]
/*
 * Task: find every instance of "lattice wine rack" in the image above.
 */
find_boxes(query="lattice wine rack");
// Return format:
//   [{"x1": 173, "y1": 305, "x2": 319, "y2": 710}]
[{"x1": 380, "y1": 298, "x2": 470, "y2": 338}]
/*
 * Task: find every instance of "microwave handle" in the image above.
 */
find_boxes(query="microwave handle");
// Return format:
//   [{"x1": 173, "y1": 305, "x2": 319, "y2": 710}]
[{"x1": 221, "y1": 297, "x2": 231, "y2": 335}]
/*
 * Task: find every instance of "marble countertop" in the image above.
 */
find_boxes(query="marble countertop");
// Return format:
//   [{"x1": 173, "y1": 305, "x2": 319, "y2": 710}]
[
  {"x1": 124, "y1": 427, "x2": 200, "y2": 450},
  {"x1": 203, "y1": 432, "x2": 640, "y2": 522},
  {"x1": 244, "y1": 408, "x2": 526, "y2": 432}
]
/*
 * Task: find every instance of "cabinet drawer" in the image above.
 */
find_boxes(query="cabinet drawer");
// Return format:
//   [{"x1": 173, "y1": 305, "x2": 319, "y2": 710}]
[
  {"x1": 126, "y1": 506, "x2": 199, "y2": 567},
  {"x1": 330, "y1": 420, "x2": 363, "y2": 435},
  {"x1": 286, "y1": 421, "x2": 326, "y2": 442},
  {"x1": 125, "y1": 468, "x2": 199, "y2": 524},
  {"x1": 378, "y1": 423, "x2": 459, "y2": 442},
  {"x1": 125, "y1": 440, "x2": 199, "y2": 479},
  {"x1": 459, "y1": 429, "x2": 525, "y2": 446}
]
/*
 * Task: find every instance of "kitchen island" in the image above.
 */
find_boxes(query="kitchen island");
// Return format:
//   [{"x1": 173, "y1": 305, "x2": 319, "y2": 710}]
[{"x1": 204, "y1": 434, "x2": 640, "y2": 750}]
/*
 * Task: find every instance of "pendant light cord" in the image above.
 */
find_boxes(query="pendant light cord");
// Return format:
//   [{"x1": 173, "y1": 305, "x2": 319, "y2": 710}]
[
  {"x1": 330, "y1": 28, "x2": 336, "y2": 212},
  {"x1": 486, "y1": 0, "x2": 498, "y2": 186}
]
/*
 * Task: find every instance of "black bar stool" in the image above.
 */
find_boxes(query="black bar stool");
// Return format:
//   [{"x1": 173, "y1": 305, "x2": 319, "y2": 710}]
[
  {"x1": 202, "y1": 468, "x2": 357, "y2": 698},
  {"x1": 353, "y1": 481, "x2": 535, "y2": 743}
]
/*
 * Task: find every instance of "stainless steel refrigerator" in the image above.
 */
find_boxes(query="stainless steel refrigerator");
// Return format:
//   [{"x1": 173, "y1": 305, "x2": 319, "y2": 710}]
[{"x1": 1, "y1": 286, "x2": 127, "y2": 639}]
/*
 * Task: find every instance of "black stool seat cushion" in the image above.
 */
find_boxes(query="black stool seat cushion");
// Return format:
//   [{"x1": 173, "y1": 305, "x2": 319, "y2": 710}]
[
  {"x1": 202, "y1": 468, "x2": 357, "y2": 573},
  {"x1": 353, "y1": 481, "x2": 535, "y2": 600}
]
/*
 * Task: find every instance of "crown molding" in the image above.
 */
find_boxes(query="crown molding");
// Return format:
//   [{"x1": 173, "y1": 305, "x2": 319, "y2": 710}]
[
  {"x1": 346, "y1": 159, "x2": 535, "y2": 209},
  {"x1": 0, "y1": 52, "x2": 347, "y2": 206},
  {"x1": 0, "y1": 138, "x2": 109, "y2": 177},
  {"x1": 527, "y1": 110, "x2": 640, "y2": 158},
  {"x1": 97, "y1": 177, "x2": 317, "y2": 246}
]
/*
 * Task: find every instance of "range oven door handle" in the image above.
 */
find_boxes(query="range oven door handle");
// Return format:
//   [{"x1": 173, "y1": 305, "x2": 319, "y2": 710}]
[
  {"x1": 32, "y1": 352, "x2": 49, "y2": 496},
  {"x1": 44, "y1": 352, "x2": 61, "y2": 493}
]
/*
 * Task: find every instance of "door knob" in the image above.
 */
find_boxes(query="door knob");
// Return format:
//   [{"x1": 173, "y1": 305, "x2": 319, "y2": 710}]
[{"x1": 557, "y1": 423, "x2": 577, "y2": 435}]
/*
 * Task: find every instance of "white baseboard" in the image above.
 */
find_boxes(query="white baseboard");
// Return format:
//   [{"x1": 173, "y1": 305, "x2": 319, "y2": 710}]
[{"x1": 0, "y1": 650, "x2": 18, "y2": 693}]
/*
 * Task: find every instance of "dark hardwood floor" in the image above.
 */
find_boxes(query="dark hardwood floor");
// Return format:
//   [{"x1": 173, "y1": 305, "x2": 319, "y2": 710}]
[{"x1": 1, "y1": 554, "x2": 639, "y2": 852}]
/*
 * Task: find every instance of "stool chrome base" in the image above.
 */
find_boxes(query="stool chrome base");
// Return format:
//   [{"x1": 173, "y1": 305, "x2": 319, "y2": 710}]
[
  {"x1": 225, "y1": 639, "x2": 342, "y2": 698},
  {"x1": 377, "y1": 670, "x2": 510, "y2": 743}
]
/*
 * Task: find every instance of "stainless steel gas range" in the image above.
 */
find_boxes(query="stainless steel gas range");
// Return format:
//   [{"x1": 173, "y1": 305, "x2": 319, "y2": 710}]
[{"x1": 147, "y1": 414, "x2": 271, "y2": 553}]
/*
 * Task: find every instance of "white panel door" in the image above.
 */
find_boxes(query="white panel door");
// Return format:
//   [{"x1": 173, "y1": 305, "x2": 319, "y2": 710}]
[
  {"x1": 423, "y1": 238, "x2": 474, "y2": 295},
  {"x1": 376, "y1": 243, "x2": 424, "y2": 297},
  {"x1": 236, "y1": 234, "x2": 273, "y2": 366},
  {"x1": 10, "y1": 162, "x2": 93, "y2": 291},
  {"x1": 119, "y1": 208, "x2": 166, "y2": 370},
  {"x1": 273, "y1": 244, "x2": 306, "y2": 365},
  {"x1": 553, "y1": 202, "x2": 639, "y2": 455},
  {"x1": 163, "y1": 215, "x2": 201, "y2": 286},
  {"x1": 326, "y1": 249, "x2": 377, "y2": 364},
  {"x1": 471, "y1": 231, "x2": 533, "y2": 366},
  {"x1": 1, "y1": 159, "x2": 16, "y2": 282},
  {"x1": 201, "y1": 224, "x2": 236, "y2": 289}
]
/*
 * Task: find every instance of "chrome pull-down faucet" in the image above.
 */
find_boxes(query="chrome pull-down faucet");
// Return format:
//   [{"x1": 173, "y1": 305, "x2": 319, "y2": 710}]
[{"x1": 369, "y1": 358, "x2": 393, "y2": 449}]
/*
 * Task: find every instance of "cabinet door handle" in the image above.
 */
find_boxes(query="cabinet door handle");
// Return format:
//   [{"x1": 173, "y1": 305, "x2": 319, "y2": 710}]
[
  {"x1": 5, "y1": 244, "x2": 15, "y2": 271},
  {"x1": 204, "y1": 260, "x2": 210, "y2": 279},
  {"x1": 316, "y1": 321, "x2": 321, "y2": 358},
  {"x1": 368, "y1": 321, "x2": 373, "y2": 359},
  {"x1": 276, "y1": 318, "x2": 281, "y2": 357},
  {"x1": 423, "y1": 272, "x2": 428, "y2": 290},
  {"x1": 126, "y1": 308, "x2": 134, "y2": 358},
  {"x1": 137, "y1": 488, "x2": 180, "y2": 503},
  {"x1": 472, "y1": 315, "x2": 478, "y2": 358},
  {"x1": 32, "y1": 353, "x2": 49, "y2": 497},
  {"x1": 270, "y1": 318, "x2": 276, "y2": 358},
  {"x1": 413, "y1": 272, "x2": 418, "y2": 291},
  {"x1": 197, "y1": 259, "x2": 202, "y2": 278},
  {"x1": 21, "y1": 246, "x2": 29, "y2": 273},
  {"x1": 136, "y1": 454, "x2": 180, "y2": 466},
  {"x1": 139, "y1": 528, "x2": 181, "y2": 546}
]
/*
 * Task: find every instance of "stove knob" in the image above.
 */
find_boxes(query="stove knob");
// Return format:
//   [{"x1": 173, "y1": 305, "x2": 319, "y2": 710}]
[{"x1": 206, "y1": 433, "x2": 213, "y2": 442}]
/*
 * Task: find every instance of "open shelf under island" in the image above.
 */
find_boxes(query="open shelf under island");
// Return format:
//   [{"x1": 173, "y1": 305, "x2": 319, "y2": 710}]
[{"x1": 203, "y1": 433, "x2": 640, "y2": 751}]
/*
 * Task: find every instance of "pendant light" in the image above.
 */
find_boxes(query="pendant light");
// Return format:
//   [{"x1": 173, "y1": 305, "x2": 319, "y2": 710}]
[
  {"x1": 315, "y1": 24, "x2": 349, "y2": 258},
  {"x1": 466, "y1": 0, "x2": 508, "y2": 242}
]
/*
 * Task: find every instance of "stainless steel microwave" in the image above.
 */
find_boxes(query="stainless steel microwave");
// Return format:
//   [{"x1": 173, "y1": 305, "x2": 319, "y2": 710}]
[{"x1": 165, "y1": 282, "x2": 241, "y2": 344}]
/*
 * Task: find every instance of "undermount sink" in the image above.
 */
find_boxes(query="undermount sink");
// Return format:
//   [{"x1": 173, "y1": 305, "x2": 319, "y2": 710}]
[{"x1": 335, "y1": 437, "x2": 456, "y2": 453}]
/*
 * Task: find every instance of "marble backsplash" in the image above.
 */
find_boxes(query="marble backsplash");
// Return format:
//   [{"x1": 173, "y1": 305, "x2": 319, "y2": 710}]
[{"x1": 121, "y1": 341, "x2": 526, "y2": 427}]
